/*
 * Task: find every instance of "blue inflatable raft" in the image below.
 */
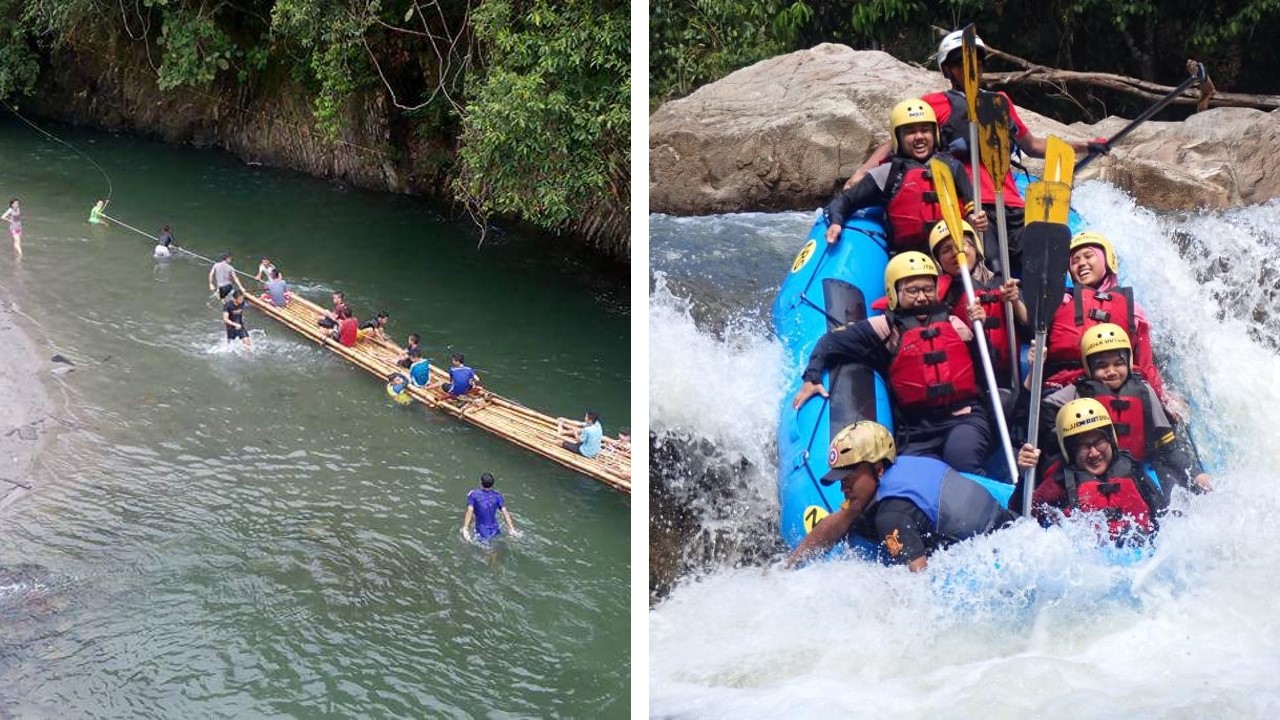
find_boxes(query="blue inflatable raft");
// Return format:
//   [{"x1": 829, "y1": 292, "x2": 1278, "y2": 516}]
[{"x1": 773, "y1": 175, "x2": 1091, "y2": 558}]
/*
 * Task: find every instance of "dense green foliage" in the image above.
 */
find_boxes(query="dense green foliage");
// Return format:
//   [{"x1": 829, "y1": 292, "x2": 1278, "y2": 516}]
[
  {"x1": 649, "y1": 0, "x2": 811, "y2": 105},
  {"x1": 455, "y1": 0, "x2": 630, "y2": 237},
  {"x1": 0, "y1": 0, "x2": 630, "y2": 252},
  {"x1": 651, "y1": 0, "x2": 1280, "y2": 119}
]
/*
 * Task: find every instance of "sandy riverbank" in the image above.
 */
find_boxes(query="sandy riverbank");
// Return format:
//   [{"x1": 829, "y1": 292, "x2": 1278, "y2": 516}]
[{"x1": 0, "y1": 287, "x2": 57, "y2": 511}]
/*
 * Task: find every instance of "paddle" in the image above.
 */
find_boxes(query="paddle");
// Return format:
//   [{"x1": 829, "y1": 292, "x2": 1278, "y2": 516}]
[
  {"x1": 1043, "y1": 134, "x2": 1075, "y2": 188},
  {"x1": 1018, "y1": 140, "x2": 1075, "y2": 515},
  {"x1": 961, "y1": 25, "x2": 984, "y2": 226},
  {"x1": 930, "y1": 158, "x2": 1019, "y2": 482},
  {"x1": 1075, "y1": 62, "x2": 1208, "y2": 172},
  {"x1": 976, "y1": 91, "x2": 1018, "y2": 389}
]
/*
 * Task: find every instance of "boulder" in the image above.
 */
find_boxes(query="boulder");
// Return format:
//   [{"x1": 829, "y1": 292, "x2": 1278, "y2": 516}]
[{"x1": 650, "y1": 43, "x2": 1280, "y2": 215}]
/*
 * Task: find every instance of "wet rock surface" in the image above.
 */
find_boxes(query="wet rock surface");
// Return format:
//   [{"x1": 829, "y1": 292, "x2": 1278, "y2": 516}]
[{"x1": 650, "y1": 44, "x2": 1280, "y2": 215}]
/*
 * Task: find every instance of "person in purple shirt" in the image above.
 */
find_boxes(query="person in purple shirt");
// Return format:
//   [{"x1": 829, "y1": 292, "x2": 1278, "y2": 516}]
[{"x1": 461, "y1": 472, "x2": 517, "y2": 543}]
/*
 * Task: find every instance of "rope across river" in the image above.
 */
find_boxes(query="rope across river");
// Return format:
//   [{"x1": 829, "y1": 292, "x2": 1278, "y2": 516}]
[{"x1": 100, "y1": 211, "x2": 257, "y2": 281}]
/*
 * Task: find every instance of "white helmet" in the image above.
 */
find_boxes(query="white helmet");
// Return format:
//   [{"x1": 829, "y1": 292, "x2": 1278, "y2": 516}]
[{"x1": 936, "y1": 29, "x2": 988, "y2": 69}]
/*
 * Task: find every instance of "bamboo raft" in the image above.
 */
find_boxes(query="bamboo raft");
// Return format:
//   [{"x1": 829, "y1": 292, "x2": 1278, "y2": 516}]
[{"x1": 244, "y1": 292, "x2": 631, "y2": 492}]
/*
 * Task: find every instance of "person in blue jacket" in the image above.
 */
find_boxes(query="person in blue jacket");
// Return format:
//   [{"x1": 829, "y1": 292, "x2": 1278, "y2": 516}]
[{"x1": 785, "y1": 420, "x2": 1014, "y2": 571}]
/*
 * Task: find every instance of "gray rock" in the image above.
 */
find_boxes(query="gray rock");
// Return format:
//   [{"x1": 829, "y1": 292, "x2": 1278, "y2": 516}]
[{"x1": 650, "y1": 44, "x2": 1276, "y2": 214}]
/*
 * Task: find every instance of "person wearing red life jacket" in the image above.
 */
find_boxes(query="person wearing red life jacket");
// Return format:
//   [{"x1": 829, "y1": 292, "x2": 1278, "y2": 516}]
[
  {"x1": 929, "y1": 219, "x2": 1027, "y2": 389},
  {"x1": 792, "y1": 252, "x2": 994, "y2": 473},
  {"x1": 846, "y1": 30, "x2": 1107, "y2": 275},
  {"x1": 1040, "y1": 230, "x2": 1173, "y2": 411},
  {"x1": 1013, "y1": 398, "x2": 1165, "y2": 545},
  {"x1": 824, "y1": 99, "x2": 988, "y2": 255},
  {"x1": 1030, "y1": 323, "x2": 1212, "y2": 498},
  {"x1": 784, "y1": 421, "x2": 1015, "y2": 571}
]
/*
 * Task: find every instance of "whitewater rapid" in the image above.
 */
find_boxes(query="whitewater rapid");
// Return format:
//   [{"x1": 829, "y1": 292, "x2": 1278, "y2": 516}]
[{"x1": 649, "y1": 183, "x2": 1280, "y2": 717}]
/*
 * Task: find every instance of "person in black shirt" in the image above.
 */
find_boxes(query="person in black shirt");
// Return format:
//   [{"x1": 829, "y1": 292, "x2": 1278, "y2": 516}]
[{"x1": 223, "y1": 289, "x2": 252, "y2": 351}]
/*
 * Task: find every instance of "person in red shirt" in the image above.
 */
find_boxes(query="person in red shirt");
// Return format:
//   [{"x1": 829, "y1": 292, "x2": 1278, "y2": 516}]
[{"x1": 847, "y1": 29, "x2": 1106, "y2": 276}]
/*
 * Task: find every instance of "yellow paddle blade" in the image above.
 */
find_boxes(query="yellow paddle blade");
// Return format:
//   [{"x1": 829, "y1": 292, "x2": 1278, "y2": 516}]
[
  {"x1": 1044, "y1": 135, "x2": 1076, "y2": 186},
  {"x1": 1025, "y1": 181, "x2": 1072, "y2": 225},
  {"x1": 961, "y1": 25, "x2": 981, "y2": 122},
  {"x1": 928, "y1": 158, "x2": 968, "y2": 259},
  {"x1": 977, "y1": 92, "x2": 1012, "y2": 187}
]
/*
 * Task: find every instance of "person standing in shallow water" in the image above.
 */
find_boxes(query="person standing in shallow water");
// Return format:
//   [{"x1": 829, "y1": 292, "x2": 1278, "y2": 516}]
[
  {"x1": 461, "y1": 472, "x2": 517, "y2": 543},
  {"x1": 3, "y1": 198, "x2": 22, "y2": 258},
  {"x1": 223, "y1": 288, "x2": 253, "y2": 352}
]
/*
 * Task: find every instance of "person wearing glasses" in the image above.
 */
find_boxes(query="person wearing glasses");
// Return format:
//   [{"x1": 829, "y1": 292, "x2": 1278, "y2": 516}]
[
  {"x1": 1012, "y1": 398, "x2": 1165, "y2": 546},
  {"x1": 791, "y1": 251, "x2": 993, "y2": 473}
]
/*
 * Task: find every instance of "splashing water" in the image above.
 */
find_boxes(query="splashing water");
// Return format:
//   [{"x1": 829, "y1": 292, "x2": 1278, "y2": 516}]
[{"x1": 650, "y1": 183, "x2": 1280, "y2": 716}]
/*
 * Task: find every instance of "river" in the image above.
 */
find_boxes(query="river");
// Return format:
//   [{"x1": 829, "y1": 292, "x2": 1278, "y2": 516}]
[
  {"x1": 0, "y1": 118, "x2": 630, "y2": 717},
  {"x1": 649, "y1": 183, "x2": 1280, "y2": 717}
]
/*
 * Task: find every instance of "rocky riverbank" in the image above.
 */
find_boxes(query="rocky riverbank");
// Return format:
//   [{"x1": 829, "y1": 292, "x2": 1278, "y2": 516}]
[{"x1": 21, "y1": 32, "x2": 628, "y2": 263}]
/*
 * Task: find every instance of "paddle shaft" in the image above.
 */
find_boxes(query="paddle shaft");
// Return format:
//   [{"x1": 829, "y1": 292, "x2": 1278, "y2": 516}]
[
  {"x1": 1021, "y1": 329, "x2": 1050, "y2": 516},
  {"x1": 1076, "y1": 63, "x2": 1205, "y2": 172},
  {"x1": 958, "y1": 262, "x2": 1020, "y2": 482},
  {"x1": 992, "y1": 194, "x2": 1019, "y2": 389}
]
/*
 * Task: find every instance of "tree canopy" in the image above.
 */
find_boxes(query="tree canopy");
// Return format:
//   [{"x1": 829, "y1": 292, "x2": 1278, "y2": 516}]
[
  {"x1": 0, "y1": 0, "x2": 629, "y2": 253},
  {"x1": 650, "y1": 0, "x2": 1280, "y2": 121}
]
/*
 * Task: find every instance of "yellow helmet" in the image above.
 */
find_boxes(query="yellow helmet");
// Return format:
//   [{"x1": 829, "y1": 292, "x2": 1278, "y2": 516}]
[
  {"x1": 820, "y1": 421, "x2": 897, "y2": 484},
  {"x1": 1069, "y1": 231, "x2": 1119, "y2": 275},
  {"x1": 884, "y1": 251, "x2": 939, "y2": 310},
  {"x1": 1055, "y1": 397, "x2": 1117, "y2": 459},
  {"x1": 1080, "y1": 322, "x2": 1132, "y2": 371},
  {"x1": 928, "y1": 220, "x2": 984, "y2": 260},
  {"x1": 889, "y1": 99, "x2": 939, "y2": 154}
]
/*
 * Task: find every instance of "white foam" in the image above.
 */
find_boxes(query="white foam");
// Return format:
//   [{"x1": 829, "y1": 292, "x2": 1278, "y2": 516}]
[{"x1": 650, "y1": 186, "x2": 1280, "y2": 714}]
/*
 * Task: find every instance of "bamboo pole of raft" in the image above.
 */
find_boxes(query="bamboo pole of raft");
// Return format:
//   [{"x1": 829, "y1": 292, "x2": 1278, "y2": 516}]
[{"x1": 244, "y1": 293, "x2": 631, "y2": 492}]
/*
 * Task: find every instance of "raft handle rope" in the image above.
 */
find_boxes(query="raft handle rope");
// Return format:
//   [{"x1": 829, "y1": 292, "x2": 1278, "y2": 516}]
[
  {"x1": 800, "y1": 395, "x2": 835, "y2": 512},
  {"x1": 3, "y1": 98, "x2": 113, "y2": 203},
  {"x1": 799, "y1": 224, "x2": 889, "y2": 329}
]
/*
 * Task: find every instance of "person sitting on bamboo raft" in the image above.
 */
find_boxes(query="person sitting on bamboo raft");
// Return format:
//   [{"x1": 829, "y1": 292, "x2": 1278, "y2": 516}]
[
  {"x1": 440, "y1": 353, "x2": 481, "y2": 397},
  {"x1": 408, "y1": 356, "x2": 432, "y2": 387},
  {"x1": 358, "y1": 311, "x2": 390, "y2": 342},
  {"x1": 398, "y1": 333, "x2": 422, "y2": 369},
  {"x1": 558, "y1": 410, "x2": 604, "y2": 459},
  {"x1": 318, "y1": 291, "x2": 349, "y2": 329},
  {"x1": 260, "y1": 268, "x2": 291, "y2": 307},
  {"x1": 329, "y1": 306, "x2": 359, "y2": 347},
  {"x1": 601, "y1": 428, "x2": 631, "y2": 461}
]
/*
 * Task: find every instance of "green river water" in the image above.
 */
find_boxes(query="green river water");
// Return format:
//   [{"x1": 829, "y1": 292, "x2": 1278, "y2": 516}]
[{"x1": 0, "y1": 119, "x2": 631, "y2": 717}]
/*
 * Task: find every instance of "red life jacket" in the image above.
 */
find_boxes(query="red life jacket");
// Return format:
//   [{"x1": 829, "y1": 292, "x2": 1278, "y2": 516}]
[
  {"x1": 923, "y1": 90, "x2": 1025, "y2": 209},
  {"x1": 338, "y1": 317, "x2": 359, "y2": 347},
  {"x1": 1044, "y1": 285, "x2": 1136, "y2": 386},
  {"x1": 1045, "y1": 455, "x2": 1154, "y2": 539},
  {"x1": 887, "y1": 309, "x2": 980, "y2": 413},
  {"x1": 1075, "y1": 376, "x2": 1154, "y2": 462},
  {"x1": 883, "y1": 158, "x2": 944, "y2": 253},
  {"x1": 940, "y1": 273, "x2": 1012, "y2": 379}
]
